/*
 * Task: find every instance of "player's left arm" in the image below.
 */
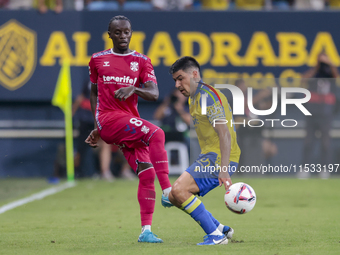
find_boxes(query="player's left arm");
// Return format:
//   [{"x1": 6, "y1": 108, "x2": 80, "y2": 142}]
[
  {"x1": 205, "y1": 90, "x2": 232, "y2": 190},
  {"x1": 134, "y1": 81, "x2": 159, "y2": 101},
  {"x1": 115, "y1": 57, "x2": 159, "y2": 101},
  {"x1": 214, "y1": 122, "x2": 232, "y2": 190},
  {"x1": 114, "y1": 81, "x2": 159, "y2": 101},
  {"x1": 85, "y1": 56, "x2": 100, "y2": 148}
]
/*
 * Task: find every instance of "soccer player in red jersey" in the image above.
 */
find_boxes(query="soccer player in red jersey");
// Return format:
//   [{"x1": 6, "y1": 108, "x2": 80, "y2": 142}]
[{"x1": 85, "y1": 15, "x2": 172, "y2": 243}]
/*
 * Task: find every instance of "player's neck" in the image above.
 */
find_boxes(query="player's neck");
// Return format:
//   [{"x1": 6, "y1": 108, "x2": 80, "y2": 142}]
[{"x1": 112, "y1": 47, "x2": 133, "y2": 55}]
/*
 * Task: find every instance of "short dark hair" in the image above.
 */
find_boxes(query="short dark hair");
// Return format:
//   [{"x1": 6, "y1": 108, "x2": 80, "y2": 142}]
[
  {"x1": 169, "y1": 56, "x2": 200, "y2": 75},
  {"x1": 108, "y1": 15, "x2": 131, "y2": 31}
]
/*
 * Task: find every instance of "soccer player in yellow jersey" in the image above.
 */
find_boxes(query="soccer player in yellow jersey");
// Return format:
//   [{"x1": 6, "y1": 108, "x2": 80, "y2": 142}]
[{"x1": 166, "y1": 56, "x2": 241, "y2": 245}]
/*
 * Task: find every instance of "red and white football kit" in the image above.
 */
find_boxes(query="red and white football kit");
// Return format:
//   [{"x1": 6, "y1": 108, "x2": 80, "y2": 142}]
[{"x1": 89, "y1": 49, "x2": 171, "y2": 226}]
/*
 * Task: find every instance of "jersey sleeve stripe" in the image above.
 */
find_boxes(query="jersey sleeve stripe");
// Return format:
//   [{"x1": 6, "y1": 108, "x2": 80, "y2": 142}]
[
  {"x1": 200, "y1": 82, "x2": 223, "y2": 106},
  {"x1": 199, "y1": 88, "x2": 216, "y2": 104}
]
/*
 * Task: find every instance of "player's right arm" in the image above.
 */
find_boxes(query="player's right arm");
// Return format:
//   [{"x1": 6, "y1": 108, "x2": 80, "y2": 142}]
[
  {"x1": 85, "y1": 57, "x2": 100, "y2": 148},
  {"x1": 90, "y1": 82, "x2": 98, "y2": 130}
]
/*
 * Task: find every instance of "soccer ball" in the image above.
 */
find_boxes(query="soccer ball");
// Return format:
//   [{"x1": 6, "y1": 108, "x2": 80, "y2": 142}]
[{"x1": 224, "y1": 182, "x2": 256, "y2": 214}]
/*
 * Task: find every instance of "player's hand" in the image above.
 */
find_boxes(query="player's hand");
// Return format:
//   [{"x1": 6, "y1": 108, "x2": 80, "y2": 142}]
[
  {"x1": 114, "y1": 86, "x2": 136, "y2": 101},
  {"x1": 218, "y1": 170, "x2": 232, "y2": 191},
  {"x1": 85, "y1": 129, "x2": 100, "y2": 148}
]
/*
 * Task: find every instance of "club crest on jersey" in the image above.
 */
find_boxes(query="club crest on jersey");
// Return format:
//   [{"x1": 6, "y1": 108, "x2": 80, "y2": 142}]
[
  {"x1": 130, "y1": 62, "x2": 139, "y2": 72},
  {"x1": 103, "y1": 61, "x2": 110, "y2": 67},
  {"x1": 141, "y1": 125, "x2": 150, "y2": 134}
]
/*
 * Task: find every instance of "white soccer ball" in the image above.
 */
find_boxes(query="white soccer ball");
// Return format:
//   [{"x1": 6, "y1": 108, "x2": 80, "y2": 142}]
[{"x1": 224, "y1": 182, "x2": 256, "y2": 214}]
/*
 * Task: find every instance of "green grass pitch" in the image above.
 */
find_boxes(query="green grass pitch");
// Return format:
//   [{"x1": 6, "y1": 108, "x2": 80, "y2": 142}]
[{"x1": 0, "y1": 177, "x2": 339, "y2": 255}]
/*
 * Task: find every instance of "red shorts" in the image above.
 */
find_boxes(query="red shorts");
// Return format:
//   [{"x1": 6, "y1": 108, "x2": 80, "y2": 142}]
[{"x1": 98, "y1": 113, "x2": 160, "y2": 172}]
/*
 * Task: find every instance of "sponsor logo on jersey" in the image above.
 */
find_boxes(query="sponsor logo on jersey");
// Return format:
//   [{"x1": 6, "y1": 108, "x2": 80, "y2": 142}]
[
  {"x1": 0, "y1": 20, "x2": 36, "y2": 91},
  {"x1": 103, "y1": 61, "x2": 110, "y2": 67},
  {"x1": 147, "y1": 70, "x2": 156, "y2": 80},
  {"x1": 130, "y1": 61, "x2": 139, "y2": 72},
  {"x1": 103, "y1": 75, "x2": 137, "y2": 85}
]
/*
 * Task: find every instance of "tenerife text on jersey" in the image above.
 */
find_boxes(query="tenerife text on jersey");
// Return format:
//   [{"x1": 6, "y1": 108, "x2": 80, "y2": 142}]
[{"x1": 103, "y1": 75, "x2": 137, "y2": 85}]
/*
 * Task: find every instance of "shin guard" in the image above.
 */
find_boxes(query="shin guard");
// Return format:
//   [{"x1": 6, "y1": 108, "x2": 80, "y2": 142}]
[{"x1": 137, "y1": 167, "x2": 156, "y2": 226}]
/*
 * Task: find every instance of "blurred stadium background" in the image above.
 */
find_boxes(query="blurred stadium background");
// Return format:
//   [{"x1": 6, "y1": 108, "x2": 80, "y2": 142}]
[
  {"x1": 1, "y1": 4, "x2": 340, "y2": 178},
  {"x1": 1, "y1": 2, "x2": 340, "y2": 254}
]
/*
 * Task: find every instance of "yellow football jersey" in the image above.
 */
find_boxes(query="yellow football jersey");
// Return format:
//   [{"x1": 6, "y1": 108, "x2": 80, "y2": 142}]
[{"x1": 189, "y1": 82, "x2": 241, "y2": 163}]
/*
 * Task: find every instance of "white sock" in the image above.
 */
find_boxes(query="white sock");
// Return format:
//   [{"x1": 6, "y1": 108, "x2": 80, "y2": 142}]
[
  {"x1": 141, "y1": 225, "x2": 151, "y2": 233},
  {"x1": 208, "y1": 228, "x2": 223, "y2": 236},
  {"x1": 218, "y1": 224, "x2": 225, "y2": 233},
  {"x1": 162, "y1": 187, "x2": 172, "y2": 197}
]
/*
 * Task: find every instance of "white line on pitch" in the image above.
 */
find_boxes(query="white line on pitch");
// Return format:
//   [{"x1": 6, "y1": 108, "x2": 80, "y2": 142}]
[{"x1": 0, "y1": 181, "x2": 77, "y2": 215}]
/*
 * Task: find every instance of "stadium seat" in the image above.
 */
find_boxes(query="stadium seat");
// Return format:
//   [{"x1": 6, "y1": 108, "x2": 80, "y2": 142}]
[{"x1": 165, "y1": 142, "x2": 189, "y2": 175}]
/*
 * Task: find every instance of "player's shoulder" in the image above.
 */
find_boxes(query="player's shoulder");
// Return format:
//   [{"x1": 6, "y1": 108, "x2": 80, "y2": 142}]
[
  {"x1": 131, "y1": 51, "x2": 150, "y2": 62},
  {"x1": 215, "y1": 87, "x2": 228, "y2": 103},
  {"x1": 91, "y1": 49, "x2": 113, "y2": 59},
  {"x1": 199, "y1": 83, "x2": 222, "y2": 102}
]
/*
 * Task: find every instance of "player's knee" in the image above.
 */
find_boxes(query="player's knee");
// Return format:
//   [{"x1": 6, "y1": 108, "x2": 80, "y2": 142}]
[
  {"x1": 137, "y1": 162, "x2": 152, "y2": 173},
  {"x1": 156, "y1": 128, "x2": 165, "y2": 138},
  {"x1": 150, "y1": 128, "x2": 165, "y2": 144}
]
